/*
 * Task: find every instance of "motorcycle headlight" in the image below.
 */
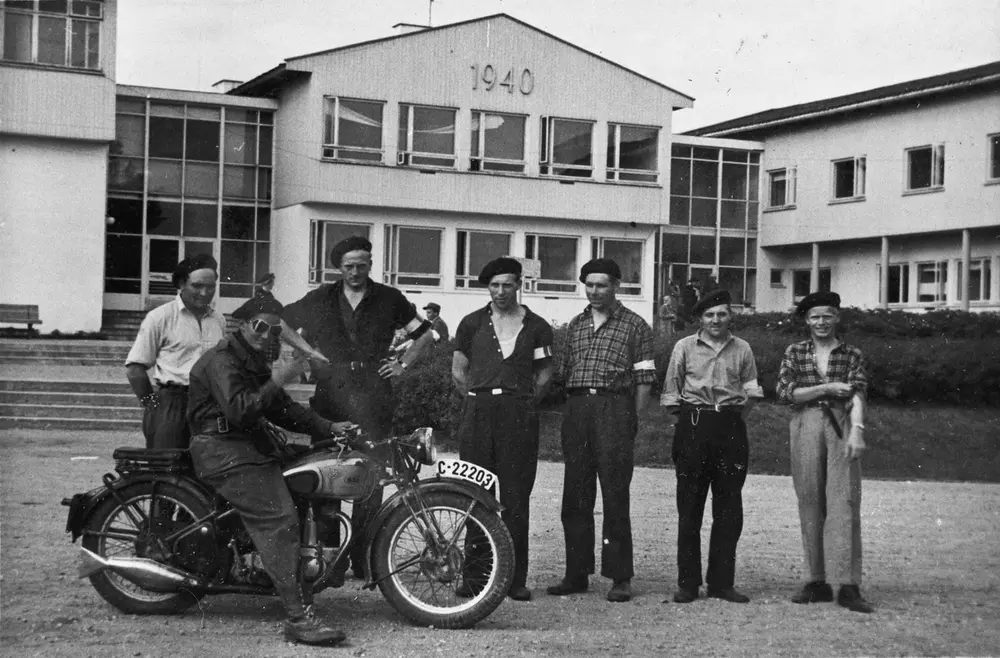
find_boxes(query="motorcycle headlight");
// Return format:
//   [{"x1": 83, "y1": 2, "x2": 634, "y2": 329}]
[{"x1": 409, "y1": 427, "x2": 436, "y2": 465}]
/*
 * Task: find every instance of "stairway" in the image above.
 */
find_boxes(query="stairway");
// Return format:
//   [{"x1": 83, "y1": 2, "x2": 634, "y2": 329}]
[
  {"x1": 0, "y1": 339, "x2": 130, "y2": 365},
  {"x1": 101, "y1": 309, "x2": 239, "y2": 342}
]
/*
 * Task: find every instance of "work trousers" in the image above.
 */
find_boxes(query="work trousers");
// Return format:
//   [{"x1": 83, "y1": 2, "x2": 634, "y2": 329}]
[
  {"x1": 142, "y1": 386, "x2": 190, "y2": 450},
  {"x1": 197, "y1": 460, "x2": 306, "y2": 618},
  {"x1": 559, "y1": 393, "x2": 636, "y2": 582},
  {"x1": 672, "y1": 408, "x2": 748, "y2": 592},
  {"x1": 457, "y1": 393, "x2": 539, "y2": 589},
  {"x1": 790, "y1": 406, "x2": 863, "y2": 585},
  {"x1": 312, "y1": 367, "x2": 391, "y2": 568}
]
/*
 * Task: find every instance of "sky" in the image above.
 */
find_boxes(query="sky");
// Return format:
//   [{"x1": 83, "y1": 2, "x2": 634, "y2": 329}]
[{"x1": 116, "y1": 0, "x2": 1000, "y2": 132}]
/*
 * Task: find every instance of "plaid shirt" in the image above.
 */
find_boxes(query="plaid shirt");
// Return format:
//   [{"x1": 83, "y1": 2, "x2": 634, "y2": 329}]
[
  {"x1": 776, "y1": 339, "x2": 869, "y2": 405},
  {"x1": 562, "y1": 302, "x2": 656, "y2": 392}
]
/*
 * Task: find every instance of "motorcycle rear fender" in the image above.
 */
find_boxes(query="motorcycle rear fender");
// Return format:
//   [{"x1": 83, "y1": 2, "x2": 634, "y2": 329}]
[
  {"x1": 62, "y1": 472, "x2": 214, "y2": 542},
  {"x1": 361, "y1": 478, "x2": 504, "y2": 580}
]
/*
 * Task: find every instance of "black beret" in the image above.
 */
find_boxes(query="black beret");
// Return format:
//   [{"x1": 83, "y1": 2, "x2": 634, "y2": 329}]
[
  {"x1": 423, "y1": 302, "x2": 441, "y2": 312},
  {"x1": 692, "y1": 289, "x2": 732, "y2": 317},
  {"x1": 232, "y1": 295, "x2": 284, "y2": 321},
  {"x1": 172, "y1": 254, "x2": 217, "y2": 288},
  {"x1": 255, "y1": 272, "x2": 275, "y2": 286},
  {"x1": 478, "y1": 257, "x2": 522, "y2": 285},
  {"x1": 796, "y1": 291, "x2": 841, "y2": 317},
  {"x1": 579, "y1": 258, "x2": 621, "y2": 283},
  {"x1": 330, "y1": 236, "x2": 372, "y2": 268}
]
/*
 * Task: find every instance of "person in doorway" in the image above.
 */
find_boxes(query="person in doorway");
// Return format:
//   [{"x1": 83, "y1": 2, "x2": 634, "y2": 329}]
[
  {"x1": 661, "y1": 289, "x2": 764, "y2": 605},
  {"x1": 547, "y1": 258, "x2": 656, "y2": 603},
  {"x1": 423, "y1": 302, "x2": 450, "y2": 342},
  {"x1": 452, "y1": 258, "x2": 554, "y2": 602},
  {"x1": 125, "y1": 254, "x2": 226, "y2": 450},
  {"x1": 776, "y1": 292, "x2": 873, "y2": 613},
  {"x1": 658, "y1": 282, "x2": 680, "y2": 338}
]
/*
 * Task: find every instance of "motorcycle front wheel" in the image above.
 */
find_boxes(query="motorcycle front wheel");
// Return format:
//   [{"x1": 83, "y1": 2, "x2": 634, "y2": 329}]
[
  {"x1": 82, "y1": 481, "x2": 212, "y2": 615},
  {"x1": 372, "y1": 490, "x2": 514, "y2": 629}
]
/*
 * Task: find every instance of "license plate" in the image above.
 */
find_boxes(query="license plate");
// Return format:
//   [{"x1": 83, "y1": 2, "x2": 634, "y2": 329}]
[{"x1": 436, "y1": 459, "x2": 500, "y2": 497}]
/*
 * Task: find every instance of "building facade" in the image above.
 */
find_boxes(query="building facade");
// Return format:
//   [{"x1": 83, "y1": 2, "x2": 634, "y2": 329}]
[{"x1": 689, "y1": 63, "x2": 1000, "y2": 313}]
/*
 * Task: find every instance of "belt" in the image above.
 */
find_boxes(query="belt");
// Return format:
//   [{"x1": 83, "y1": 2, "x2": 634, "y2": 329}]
[
  {"x1": 468, "y1": 387, "x2": 517, "y2": 397},
  {"x1": 334, "y1": 361, "x2": 378, "y2": 372},
  {"x1": 681, "y1": 403, "x2": 743, "y2": 413},
  {"x1": 567, "y1": 388, "x2": 623, "y2": 397},
  {"x1": 200, "y1": 417, "x2": 232, "y2": 434},
  {"x1": 803, "y1": 399, "x2": 844, "y2": 438}
]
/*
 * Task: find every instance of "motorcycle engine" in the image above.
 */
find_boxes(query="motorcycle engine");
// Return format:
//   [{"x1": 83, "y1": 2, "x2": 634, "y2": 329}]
[{"x1": 283, "y1": 451, "x2": 380, "y2": 501}]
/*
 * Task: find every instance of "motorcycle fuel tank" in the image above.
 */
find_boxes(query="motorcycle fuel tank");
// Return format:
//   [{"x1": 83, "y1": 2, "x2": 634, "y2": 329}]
[{"x1": 283, "y1": 451, "x2": 379, "y2": 501}]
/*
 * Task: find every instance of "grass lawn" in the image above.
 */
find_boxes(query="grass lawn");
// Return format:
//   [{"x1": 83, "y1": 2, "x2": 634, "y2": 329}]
[{"x1": 510, "y1": 402, "x2": 999, "y2": 483}]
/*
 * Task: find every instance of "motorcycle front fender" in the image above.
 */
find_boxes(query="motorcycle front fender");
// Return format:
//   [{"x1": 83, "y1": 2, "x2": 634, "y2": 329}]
[{"x1": 361, "y1": 478, "x2": 504, "y2": 583}]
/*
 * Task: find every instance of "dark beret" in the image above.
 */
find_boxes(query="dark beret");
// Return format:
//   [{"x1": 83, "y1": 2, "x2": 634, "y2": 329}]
[
  {"x1": 692, "y1": 289, "x2": 732, "y2": 317},
  {"x1": 330, "y1": 236, "x2": 372, "y2": 268},
  {"x1": 232, "y1": 295, "x2": 284, "y2": 321},
  {"x1": 796, "y1": 291, "x2": 841, "y2": 317},
  {"x1": 579, "y1": 258, "x2": 621, "y2": 283},
  {"x1": 423, "y1": 302, "x2": 441, "y2": 312},
  {"x1": 478, "y1": 257, "x2": 522, "y2": 285},
  {"x1": 172, "y1": 254, "x2": 217, "y2": 288},
  {"x1": 255, "y1": 272, "x2": 275, "y2": 286}
]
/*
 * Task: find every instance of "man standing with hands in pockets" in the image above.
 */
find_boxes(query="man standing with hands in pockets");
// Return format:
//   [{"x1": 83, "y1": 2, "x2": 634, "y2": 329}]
[{"x1": 776, "y1": 292, "x2": 873, "y2": 613}]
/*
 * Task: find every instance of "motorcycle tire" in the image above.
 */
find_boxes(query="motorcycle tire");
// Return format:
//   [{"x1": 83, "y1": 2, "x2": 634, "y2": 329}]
[
  {"x1": 372, "y1": 490, "x2": 514, "y2": 629},
  {"x1": 82, "y1": 481, "x2": 213, "y2": 615}
]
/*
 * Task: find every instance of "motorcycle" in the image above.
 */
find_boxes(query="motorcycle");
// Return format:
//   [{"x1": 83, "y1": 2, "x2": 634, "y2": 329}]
[{"x1": 62, "y1": 424, "x2": 515, "y2": 629}]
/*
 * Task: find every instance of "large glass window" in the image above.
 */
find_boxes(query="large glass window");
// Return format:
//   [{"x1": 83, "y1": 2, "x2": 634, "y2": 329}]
[
  {"x1": 398, "y1": 104, "x2": 456, "y2": 168},
  {"x1": 1, "y1": 0, "x2": 103, "y2": 69},
  {"x1": 916, "y1": 261, "x2": 947, "y2": 302},
  {"x1": 906, "y1": 144, "x2": 945, "y2": 191},
  {"x1": 879, "y1": 263, "x2": 910, "y2": 304},
  {"x1": 591, "y1": 238, "x2": 642, "y2": 295},
  {"x1": 384, "y1": 226, "x2": 442, "y2": 287},
  {"x1": 307, "y1": 221, "x2": 371, "y2": 284},
  {"x1": 606, "y1": 124, "x2": 658, "y2": 183},
  {"x1": 470, "y1": 111, "x2": 526, "y2": 173},
  {"x1": 958, "y1": 259, "x2": 992, "y2": 302},
  {"x1": 540, "y1": 117, "x2": 593, "y2": 178},
  {"x1": 456, "y1": 231, "x2": 512, "y2": 288},
  {"x1": 323, "y1": 97, "x2": 384, "y2": 162},
  {"x1": 525, "y1": 234, "x2": 578, "y2": 293}
]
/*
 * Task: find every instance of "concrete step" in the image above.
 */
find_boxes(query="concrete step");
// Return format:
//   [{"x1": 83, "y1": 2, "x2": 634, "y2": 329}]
[
  {"x1": 0, "y1": 390, "x2": 137, "y2": 406},
  {"x1": 0, "y1": 403, "x2": 142, "y2": 421},
  {"x1": 0, "y1": 355, "x2": 125, "y2": 366},
  {"x1": 0, "y1": 416, "x2": 141, "y2": 431},
  {"x1": 0, "y1": 345, "x2": 130, "y2": 355},
  {"x1": 0, "y1": 380, "x2": 133, "y2": 393}
]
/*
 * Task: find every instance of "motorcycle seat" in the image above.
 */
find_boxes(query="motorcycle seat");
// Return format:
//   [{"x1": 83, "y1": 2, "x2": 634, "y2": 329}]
[{"x1": 113, "y1": 448, "x2": 192, "y2": 474}]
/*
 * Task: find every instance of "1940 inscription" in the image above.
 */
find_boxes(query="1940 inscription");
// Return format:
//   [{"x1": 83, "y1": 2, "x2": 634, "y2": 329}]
[{"x1": 471, "y1": 64, "x2": 534, "y2": 95}]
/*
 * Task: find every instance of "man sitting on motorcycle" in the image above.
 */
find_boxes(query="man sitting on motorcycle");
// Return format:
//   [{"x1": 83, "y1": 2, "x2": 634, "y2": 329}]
[{"x1": 187, "y1": 295, "x2": 354, "y2": 647}]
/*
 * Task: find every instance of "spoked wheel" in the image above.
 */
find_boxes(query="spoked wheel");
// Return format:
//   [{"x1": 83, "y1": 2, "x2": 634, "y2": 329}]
[
  {"x1": 372, "y1": 491, "x2": 514, "y2": 628},
  {"x1": 81, "y1": 482, "x2": 214, "y2": 615}
]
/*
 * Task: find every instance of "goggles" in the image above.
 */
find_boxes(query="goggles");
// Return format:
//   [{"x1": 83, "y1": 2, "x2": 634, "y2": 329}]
[{"x1": 250, "y1": 318, "x2": 282, "y2": 336}]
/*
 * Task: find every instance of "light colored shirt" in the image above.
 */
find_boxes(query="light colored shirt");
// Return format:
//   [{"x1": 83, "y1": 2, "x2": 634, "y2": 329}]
[
  {"x1": 660, "y1": 330, "x2": 764, "y2": 408},
  {"x1": 126, "y1": 296, "x2": 227, "y2": 386}
]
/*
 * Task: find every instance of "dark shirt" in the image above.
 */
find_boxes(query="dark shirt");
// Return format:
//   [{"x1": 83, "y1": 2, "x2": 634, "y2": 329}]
[
  {"x1": 455, "y1": 304, "x2": 554, "y2": 396},
  {"x1": 562, "y1": 302, "x2": 656, "y2": 392},
  {"x1": 283, "y1": 281, "x2": 417, "y2": 363},
  {"x1": 187, "y1": 334, "x2": 332, "y2": 477},
  {"x1": 431, "y1": 317, "x2": 450, "y2": 342},
  {"x1": 776, "y1": 339, "x2": 868, "y2": 406}
]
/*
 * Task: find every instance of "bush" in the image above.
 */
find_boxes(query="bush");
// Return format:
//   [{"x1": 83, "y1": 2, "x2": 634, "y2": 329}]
[{"x1": 391, "y1": 343, "x2": 463, "y2": 436}]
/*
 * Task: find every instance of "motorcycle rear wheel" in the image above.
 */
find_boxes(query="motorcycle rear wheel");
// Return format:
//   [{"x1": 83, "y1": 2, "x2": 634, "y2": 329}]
[
  {"x1": 372, "y1": 491, "x2": 514, "y2": 629},
  {"x1": 82, "y1": 481, "x2": 212, "y2": 615}
]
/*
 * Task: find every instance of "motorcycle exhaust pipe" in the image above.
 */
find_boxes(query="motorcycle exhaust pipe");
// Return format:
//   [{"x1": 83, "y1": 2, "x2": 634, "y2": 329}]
[{"x1": 77, "y1": 547, "x2": 201, "y2": 593}]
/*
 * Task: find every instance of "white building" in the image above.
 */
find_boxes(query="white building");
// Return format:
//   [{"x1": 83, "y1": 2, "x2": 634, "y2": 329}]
[{"x1": 688, "y1": 62, "x2": 1000, "y2": 313}]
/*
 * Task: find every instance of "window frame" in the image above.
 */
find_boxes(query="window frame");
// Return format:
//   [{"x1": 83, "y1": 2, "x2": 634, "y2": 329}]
[
  {"x1": 524, "y1": 233, "x2": 580, "y2": 294},
  {"x1": 590, "y1": 237, "x2": 644, "y2": 295},
  {"x1": 987, "y1": 133, "x2": 1000, "y2": 184},
  {"x1": 322, "y1": 96, "x2": 386, "y2": 163},
  {"x1": 957, "y1": 258, "x2": 992, "y2": 303},
  {"x1": 765, "y1": 167, "x2": 797, "y2": 210},
  {"x1": 383, "y1": 224, "x2": 444, "y2": 288},
  {"x1": 0, "y1": 0, "x2": 103, "y2": 71},
  {"x1": 307, "y1": 220, "x2": 372, "y2": 285},
  {"x1": 831, "y1": 156, "x2": 866, "y2": 202},
  {"x1": 469, "y1": 110, "x2": 527, "y2": 174},
  {"x1": 904, "y1": 143, "x2": 945, "y2": 193},
  {"x1": 792, "y1": 267, "x2": 831, "y2": 302},
  {"x1": 877, "y1": 263, "x2": 911, "y2": 305},
  {"x1": 397, "y1": 103, "x2": 458, "y2": 169},
  {"x1": 606, "y1": 122, "x2": 660, "y2": 185},
  {"x1": 915, "y1": 260, "x2": 948, "y2": 303},
  {"x1": 455, "y1": 229, "x2": 513, "y2": 289},
  {"x1": 539, "y1": 116, "x2": 595, "y2": 179}
]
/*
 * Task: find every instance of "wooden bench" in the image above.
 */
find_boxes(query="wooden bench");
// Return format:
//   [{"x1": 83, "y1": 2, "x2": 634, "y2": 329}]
[{"x1": 0, "y1": 304, "x2": 43, "y2": 335}]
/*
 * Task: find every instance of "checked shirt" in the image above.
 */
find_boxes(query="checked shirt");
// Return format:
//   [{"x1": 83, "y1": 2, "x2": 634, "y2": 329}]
[
  {"x1": 776, "y1": 339, "x2": 869, "y2": 405},
  {"x1": 562, "y1": 301, "x2": 656, "y2": 392}
]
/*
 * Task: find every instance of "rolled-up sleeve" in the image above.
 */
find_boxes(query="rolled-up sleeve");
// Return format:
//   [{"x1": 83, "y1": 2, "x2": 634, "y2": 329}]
[
  {"x1": 660, "y1": 341, "x2": 685, "y2": 407},
  {"x1": 741, "y1": 345, "x2": 764, "y2": 399},
  {"x1": 126, "y1": 314, "x2": 160, "y2": 367},
  {"x1": 775, "y1": 345, "x2": 798, "y2": 405}
]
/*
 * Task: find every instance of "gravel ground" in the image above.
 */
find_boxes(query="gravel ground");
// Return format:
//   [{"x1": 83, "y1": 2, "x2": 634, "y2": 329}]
[{"x1": 1, "y1": 429, "x2": 998, "y2": 657}]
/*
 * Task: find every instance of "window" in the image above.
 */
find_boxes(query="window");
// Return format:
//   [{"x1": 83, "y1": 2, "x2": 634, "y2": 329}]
[
  {"x1": 591, "y1": 238, "x2": 642, "y2": 295},
  {"x1": 770, "y1": 269, "x2": 783, "y2": 287},
  {"x1": 539, "y1": 117, "x2": 593, "y2": 178},
  {"x1": 766, "y1": 167, "x2": 796, "y2": 209},
  {"x1": 606, "y1": 124, "x2": 658, "y2": 183},
  {"x1": 323, "y1": 98, "x2": 384, "y2": 162},
  {"x1": 525, "y1": 234, "x2": 578, "y2": 293},
  {"x1": 308, "y1": 221, "x2": 371, "y2": 284},
  {"x1": 383, "y1": 225, "x2": 442, "y2": 287},
  {"x1": 916, "y1": 261, "x2": 947, "y2": 303},
  {"x1": 470, "y1": 111, "x2": 525, "y2": 173},
  {"x1": 957, "y1": 259, "x2": 992, "y2": 302},
  {"x1": 832, "y1": 156, "x2": 866, "y2": 200},
  {"x1": 793, "y1": 268, "x2": 831, "y2": 301},
  {"x1": 878, "y1": 263, "x2": 911, "y2": 304},
  {"x1": 988, "y1": 134, "x2": 1000, "y2": 183},
  {"x1": 1, "y1": 0, "x2": 102, "y2": 70},
  {"x1": 398, "y1": 104, "x2": 456, "y2": 168},
  {"x1": 456, "y1": 230, "x2": 512, "y2": 288},
  {"x1": 905, "y1": 144, "x2": 944, "y2": 191}
]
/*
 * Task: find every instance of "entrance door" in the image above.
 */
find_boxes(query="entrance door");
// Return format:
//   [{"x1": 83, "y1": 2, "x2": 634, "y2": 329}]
[{"x1": 144, "y1": 238, "x2": 216, "y2": 310}]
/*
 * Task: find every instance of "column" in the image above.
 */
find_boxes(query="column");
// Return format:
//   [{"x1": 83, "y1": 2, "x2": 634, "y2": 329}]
[
  {"x1": 811, "y1": 243, "x2": 820, "y2": 292},
  {"x1": 960, "y1": 229, "x2": 971, "y2": 311},
  {"x1": 880, "y1": 237, "x2": 890, "y2": 309}
]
